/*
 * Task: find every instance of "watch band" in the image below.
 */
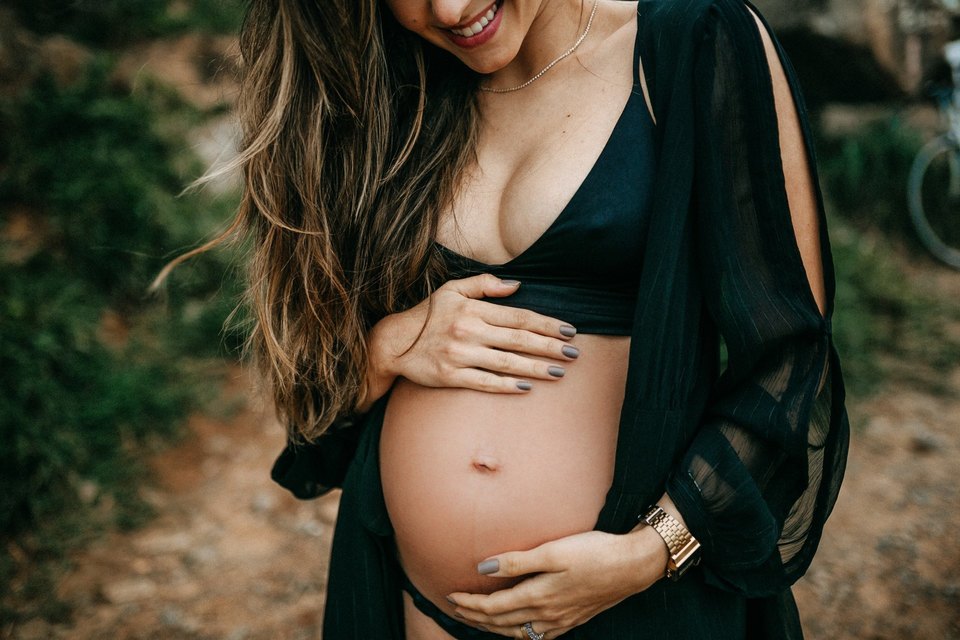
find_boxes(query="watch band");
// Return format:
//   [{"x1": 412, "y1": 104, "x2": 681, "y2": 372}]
[{"x1": 640, "y1": 504, "x2": 701, "y2": 581}]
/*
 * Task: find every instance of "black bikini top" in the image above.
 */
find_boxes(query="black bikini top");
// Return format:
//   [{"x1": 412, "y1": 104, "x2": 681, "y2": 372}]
[{"x1": 436, "y1": 17, "x2": 656, "y2": 336}]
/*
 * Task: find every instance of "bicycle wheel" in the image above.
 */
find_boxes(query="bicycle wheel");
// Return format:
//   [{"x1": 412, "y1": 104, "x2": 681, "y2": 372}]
[{"x1": 907, "y1": 134, "x2": 960, "y2": 269}]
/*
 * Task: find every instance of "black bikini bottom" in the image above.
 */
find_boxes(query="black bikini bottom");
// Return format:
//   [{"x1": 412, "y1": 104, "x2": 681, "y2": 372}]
[{"x1": 393, "y1": 541, "x2": 505, "y2": 640}]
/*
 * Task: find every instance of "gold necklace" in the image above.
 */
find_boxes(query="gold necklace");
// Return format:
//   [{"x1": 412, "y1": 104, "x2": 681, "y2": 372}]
[{"x1": 480, "y1": 0, "x2": 601, "y2": 94}]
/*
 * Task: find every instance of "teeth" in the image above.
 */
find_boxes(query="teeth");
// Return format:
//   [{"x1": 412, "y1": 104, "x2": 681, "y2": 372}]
[{"x1": 451, "y1": 2, "x2": 499, "y2": 37}]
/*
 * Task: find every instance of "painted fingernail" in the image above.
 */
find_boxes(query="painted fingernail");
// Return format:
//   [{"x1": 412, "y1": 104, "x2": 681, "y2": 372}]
[
  {"x1": 559, "y1": 324, "x2": 577, "y2": 337},
  {"x1": 516, "y1": 380, "x2": 533, "y2": 390},
  {"x1": 477, "y1": 559, "x2": 499, "y2": 574},
  {"x1": 445, "y1": 595, "x2": 456, "y2": 605},
  {"x1": 501, "y1": 279, "x2": 521, "y2": 287},
  {"x1": 548, "y1": 365, "x2": 565, "y2": 378},
  {"x1": 561, "y1": 345, "x2": 580, "y2": 358}
]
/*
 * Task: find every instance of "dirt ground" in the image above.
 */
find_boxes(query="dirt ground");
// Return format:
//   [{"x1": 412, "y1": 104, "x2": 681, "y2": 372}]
[{"x1": 10, "y1": 265, "x2": 960, "y2": 640}]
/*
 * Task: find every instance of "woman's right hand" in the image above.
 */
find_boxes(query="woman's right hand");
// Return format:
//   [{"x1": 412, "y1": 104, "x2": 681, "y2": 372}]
[{"x1": 366, "y1": 273, "x2": 580, "y2": 400}]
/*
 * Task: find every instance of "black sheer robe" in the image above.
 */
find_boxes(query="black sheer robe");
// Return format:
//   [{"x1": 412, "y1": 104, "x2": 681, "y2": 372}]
[{"x1": 270, "y1": 0, "x2": 850, "y2": 636}]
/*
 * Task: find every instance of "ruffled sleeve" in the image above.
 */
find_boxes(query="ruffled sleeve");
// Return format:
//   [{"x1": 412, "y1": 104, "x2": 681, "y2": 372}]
[
  {"x1": 664, "y1": 0, "x2": 850, "y2": 596},
  {"x1": 270, "y1": 412, "x2": 365, "y2": 499}
]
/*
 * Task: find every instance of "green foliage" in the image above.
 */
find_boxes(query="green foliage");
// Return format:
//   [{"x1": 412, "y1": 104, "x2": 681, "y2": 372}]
[
  {"x1": 0, "y1": 56, "x2": 244, "y2": 552},
  {"x1": 829, "y1": 219, "x2": 907, "y2": 396},
  {"x1": 8, "y1": 0, "x2": 170, "y2": 46},
  {"x1": 181, "y1": 0, "x2": 248, "y2": 35},
  {"x1": 816, "y1": 116, "x2": 924, "y2": 239},
  {"x1": 828, "y1": 216, "x2": 960, "y2": 398},
  {"x1": 7, "y1": 0, "x2": 246, "y2": 46},
  {"x1": 816, "y1": 115, "x2": 960, "y2": 397},
  {"x1": 0, "y1": 265, "x2": 198, "y2": 534},
  {"x1": 4, "y1": 62, "x2": 193, "y2": 304}
]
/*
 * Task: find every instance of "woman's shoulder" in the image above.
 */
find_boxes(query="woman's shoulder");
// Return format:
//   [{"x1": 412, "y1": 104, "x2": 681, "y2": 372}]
[
  {"x1": 638, "y1": 0, "x2": 773, "y2": 48},
  {"x1": 637, "y1": 0, "x2": 784, "y2": 106}
]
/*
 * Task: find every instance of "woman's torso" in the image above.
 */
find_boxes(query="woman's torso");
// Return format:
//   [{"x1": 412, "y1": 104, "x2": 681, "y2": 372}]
[{"x1": 378, "y1": 0, "x2": 656, "y2": 617}]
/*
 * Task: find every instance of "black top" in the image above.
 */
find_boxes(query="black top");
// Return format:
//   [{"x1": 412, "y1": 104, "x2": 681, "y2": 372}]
[
  {"x1": 270, "y1": 0, "x2": 851, "y2": 637},
  {"x1": 435, "y1": 29, "x2": 658, "y2": 336}
]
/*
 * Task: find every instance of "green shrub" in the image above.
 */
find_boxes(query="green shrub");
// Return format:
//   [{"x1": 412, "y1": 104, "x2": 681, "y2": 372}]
[
  {"x1": 7, "y1": 0, "x2": 246, "y2": 46},
  {"x1": 1, "y1": 60, "x2": 229, "y2": 308},
  {"x1": 815, "y1": 116, "x2": 960, "y2": 396},
  {"x1": 0, "y1": 57, "x2": 244, "y2": 550},
  {"x1": 816, "y1": 116, "x2": 923, "y2": 239},
  {"x1": 8, "y1": 0, "x2": 172, "y2": 46},
  {"x1": 0, "y1": 264, "x2": 198, "y2": 535},
  {"x1": 181, "y1": 0, "x2": 247, "y2": 35},
  {"x1": 828, "y1": 215, "x2": 960, "y2": 398}
]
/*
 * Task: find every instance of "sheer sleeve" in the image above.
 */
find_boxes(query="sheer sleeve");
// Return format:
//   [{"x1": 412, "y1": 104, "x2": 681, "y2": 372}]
[{"x1": 664, "y1": 0, "x2": 850, "y2": 596}]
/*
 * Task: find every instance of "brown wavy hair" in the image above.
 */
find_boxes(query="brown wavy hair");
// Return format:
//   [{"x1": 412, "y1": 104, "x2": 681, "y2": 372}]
[{"x1": 155, "y1": 0, "x2": 482, "y2": 441}]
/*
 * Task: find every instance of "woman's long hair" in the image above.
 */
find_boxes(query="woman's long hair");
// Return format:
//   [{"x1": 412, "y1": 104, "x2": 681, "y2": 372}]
[{"x1": 156, "y1": 0, "x2": 482, "y2": 442}]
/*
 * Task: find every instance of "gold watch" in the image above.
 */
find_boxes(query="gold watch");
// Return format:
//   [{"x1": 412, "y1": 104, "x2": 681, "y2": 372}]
[{"x1": 640, "y1": 504, "x2": 701, "y2": 581}]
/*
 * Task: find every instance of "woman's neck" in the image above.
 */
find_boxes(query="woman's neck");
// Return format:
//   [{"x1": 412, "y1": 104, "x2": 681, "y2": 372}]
[{"x1": 485, "y1": 0, "x2": 599, "y2": 90}]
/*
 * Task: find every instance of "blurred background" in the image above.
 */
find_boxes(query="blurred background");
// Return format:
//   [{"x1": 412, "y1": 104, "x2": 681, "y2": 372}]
[{"x1": 0, "y1": 0, "x2": 958, "y2": 638}]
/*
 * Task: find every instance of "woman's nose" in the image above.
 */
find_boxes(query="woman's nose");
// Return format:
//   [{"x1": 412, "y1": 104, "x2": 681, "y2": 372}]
[{"x1": 430, "y1": 0, "x2": 480, "y2": 28}]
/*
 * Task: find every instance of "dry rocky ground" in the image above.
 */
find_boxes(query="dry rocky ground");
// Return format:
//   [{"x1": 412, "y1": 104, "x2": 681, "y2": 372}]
[{"x1": 10, "y1": 264, "x2": 960, "y2": 640}]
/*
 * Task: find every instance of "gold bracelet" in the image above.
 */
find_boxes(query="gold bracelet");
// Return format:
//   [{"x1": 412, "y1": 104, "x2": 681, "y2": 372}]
[{"x1": 640, "y1": 504, "x2": 701, "y2": 581}]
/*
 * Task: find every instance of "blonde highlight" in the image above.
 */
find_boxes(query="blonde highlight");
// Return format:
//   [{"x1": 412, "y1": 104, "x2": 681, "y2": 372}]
[{"x1": 158, "y1": 0, "x2": 481, "y2": 442}]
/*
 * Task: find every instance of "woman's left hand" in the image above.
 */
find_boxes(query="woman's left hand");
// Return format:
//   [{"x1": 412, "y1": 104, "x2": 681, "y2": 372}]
[{"x1": 446, "y1": 527, "x2": 669, "y2": 639}]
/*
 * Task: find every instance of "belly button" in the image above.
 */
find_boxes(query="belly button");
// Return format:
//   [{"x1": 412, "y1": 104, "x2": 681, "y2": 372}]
[{"x1": 471, "y1": 453, "x2": 501, "y2": 473}]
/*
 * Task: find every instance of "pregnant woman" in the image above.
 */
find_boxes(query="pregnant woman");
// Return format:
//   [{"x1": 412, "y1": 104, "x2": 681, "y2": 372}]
[{"x1": 198, "y1": 0, "x2": 851, "y2": 637}]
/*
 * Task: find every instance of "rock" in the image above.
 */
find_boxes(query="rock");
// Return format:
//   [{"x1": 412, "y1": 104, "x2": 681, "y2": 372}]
[
  {"x1": 159, "y1": 605, "x2": 200, "y2": 632},
  {"x1": 206, "y1": 434, "x2": 232, "y2": 455},
  {"x1": 101, "y1": 578, "x2": 157, "y2": 604},
  {"x1": 202, "y1": 458, "x2": 222, "y2": 477},
  {"x1": 316, "y1": 492, "x2": 340, "y2": 525},
  {"x1": 226, "y1": 627, "x2": 251, "y2": 640},
  {"x1": 159, "y1": 606, "x2": 184, "y2": 627},
  {"x1": 908, "y1": 424, "x2": 945, "y2": 454},
  {"x1": 134, "y1": 531, "x2": 193, "y2": 555},
  {"x1": 296, "y1": 519, "x2": 325, "y2": 538},
  {"x1": 185, "y1": 544, "x2": 219, "y2": 567},
  {"x1": 138, "y1": 486, "x2": 169, "y2": 509},
  {"x1": 907, "y1": 487, "x2": 931, "y2": 505},
  {"x1": 130, "y1": 558, "x2": 152, "y2": 575},
  {"x1": 165, "y1": 580, "x2": 202, "y2": 600},
  {"x1": 16, "y1": 619, "x2": 54, "y2": 640},
  {"x1": 76, "y1": 479, "x2": 99, "y2": 505},
  {"x1": 250, "y1": 491, "x2": 277, "y2": 514}
]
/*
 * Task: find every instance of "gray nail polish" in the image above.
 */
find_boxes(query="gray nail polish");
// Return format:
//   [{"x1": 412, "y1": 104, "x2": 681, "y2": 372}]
[
  {"x1": 559, "y1": 324, "x2": 577, "y2": 337},
  {"x1": 516, "y1": 380, "x2": 533, "y2": 390},
  {"x1": 445, "y1": 595, "x2": 456, "y2": 605},
  {"x1": 477, "y1": 559, "x2": 499, "y2": 574},
  {"x1": 501, "y1": 279, "x2": 521, "y2": 286},
  {"x1": 548, "y1": 365, "x2": 565, "y2": 378},
  {"x1": 561, "y1": 345, "x2": 580, "y2": 358}
]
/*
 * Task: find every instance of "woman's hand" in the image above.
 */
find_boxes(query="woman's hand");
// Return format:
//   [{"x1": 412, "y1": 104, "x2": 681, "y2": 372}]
[
  {"x1": 445, "y1": 525, "x2": 670, "y2": 639},
  {"x1": 369, "y1": 273, "x2": 580, "y2": 397}
]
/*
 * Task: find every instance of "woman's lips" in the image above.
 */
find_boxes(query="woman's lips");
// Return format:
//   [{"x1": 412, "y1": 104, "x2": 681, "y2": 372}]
[{"x1": 444, "y1": 1, "x2": 503, "y2": 49}]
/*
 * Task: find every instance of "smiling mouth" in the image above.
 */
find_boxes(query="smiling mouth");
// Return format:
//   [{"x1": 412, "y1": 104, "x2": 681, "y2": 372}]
[{"x1": 447, "y1": 1, "x2": 502, "y2": 38}]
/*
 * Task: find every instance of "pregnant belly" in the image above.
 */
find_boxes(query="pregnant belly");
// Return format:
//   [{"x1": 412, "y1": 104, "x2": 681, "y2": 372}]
[{"x1": 378, "y1": 334, "x2": 630, "y2": 616}]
